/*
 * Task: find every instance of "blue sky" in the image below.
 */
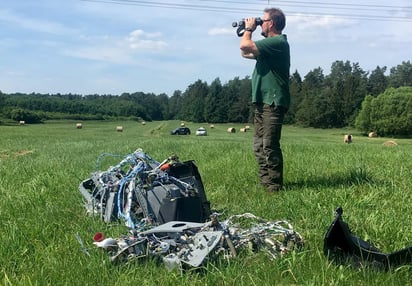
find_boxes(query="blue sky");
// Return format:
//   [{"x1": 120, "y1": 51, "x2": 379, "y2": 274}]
[{"x1": 1, "y1": 0, "x2": 411, "y2": 96}]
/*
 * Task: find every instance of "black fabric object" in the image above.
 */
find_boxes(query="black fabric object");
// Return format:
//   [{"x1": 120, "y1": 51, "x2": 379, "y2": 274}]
[
  {"x1": 324, "y1": 207, "x2": 412, "y2": 270},
  {"x1": 158, "y1": 197, "x2": 203, "y2": 224},
  {"x1": 167, "y1": 160, "x2": 211, "y2": 222}
]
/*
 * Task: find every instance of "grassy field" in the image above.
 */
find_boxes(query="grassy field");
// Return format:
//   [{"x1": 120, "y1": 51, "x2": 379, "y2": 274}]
[{"x1": 1, "y1": 120, "x2": 411, "y2": 285}]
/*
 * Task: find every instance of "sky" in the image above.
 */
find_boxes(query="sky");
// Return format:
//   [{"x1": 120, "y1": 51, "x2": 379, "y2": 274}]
[{"x1": 0, "y1": 0, "x2": 411, "y2": 96}]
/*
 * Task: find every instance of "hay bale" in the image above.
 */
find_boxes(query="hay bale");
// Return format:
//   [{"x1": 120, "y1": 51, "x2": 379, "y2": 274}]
[
  {"x1": 180, "y1": 122, "x2": 185, "y2": 127},
  {"x1": 19, "y1": 120, "x2": 25, "y2": 125},
  {"x1": 245, "y1": 125, "x2": 250, "y2": 130},
  {"x1": 116, "y1": 126, "x2": 123, "y2": 132},
  {"x1": 383, "y1": 140, "x2": 398, "y2": 147},
  {"x1": 368, "y1": 132, "x2": 377, "y2": 138},
  {"x1": 240, "y1": 128, "x2": 246, "y2": 132},
  {"x1": 76, "y1": 123, "x2": 83, "y2": 129},
  {"x1": 210, "y1": 124, "x2": 215, "y2": 129},
  {"x1": 141, "y1": 121, "x2": 146, "y2": 125},
  {"x1": 344, "y1": 134, "x2": 352, "y2": 144},
  {"x1": 227, "y1": 127, "x2": 236, "y2": 133}
]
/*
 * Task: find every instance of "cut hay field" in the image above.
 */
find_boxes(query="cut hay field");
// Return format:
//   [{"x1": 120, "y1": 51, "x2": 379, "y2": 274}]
[{"x1": 1, "y1": 120, "x2": 411, "y2": 285}]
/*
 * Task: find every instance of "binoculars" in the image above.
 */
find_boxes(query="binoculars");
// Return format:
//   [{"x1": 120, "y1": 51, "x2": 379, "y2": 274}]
[{"x1": 232, "y1": 17, "x2": 264, "y2": 37}]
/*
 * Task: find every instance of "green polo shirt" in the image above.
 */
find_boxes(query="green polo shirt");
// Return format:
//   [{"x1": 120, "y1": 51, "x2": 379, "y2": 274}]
[{"x1": 252, "y1": 34, "x2": 290, "y2": 108}]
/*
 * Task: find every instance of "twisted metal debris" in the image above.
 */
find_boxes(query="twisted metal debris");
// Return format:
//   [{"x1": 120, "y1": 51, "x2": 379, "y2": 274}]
[
  {"x1": 93, "y1": 213, "x2": 304, "y2": 270},
  {"x1": 79, "y1": 148, "x2": 211, "y2": 227},
  {"x1": 78, "y1": 149, "x2": 304, "y2": 270}
]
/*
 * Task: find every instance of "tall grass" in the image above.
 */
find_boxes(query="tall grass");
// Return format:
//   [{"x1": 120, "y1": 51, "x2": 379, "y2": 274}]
[{"x1": 1, "y1": 120, "x2": 411, "y2": 285}]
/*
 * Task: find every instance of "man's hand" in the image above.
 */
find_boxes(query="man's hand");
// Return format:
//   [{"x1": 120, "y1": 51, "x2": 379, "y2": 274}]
[{"x1": 244, "y1": 17, "x2": 256, "y2": 32}]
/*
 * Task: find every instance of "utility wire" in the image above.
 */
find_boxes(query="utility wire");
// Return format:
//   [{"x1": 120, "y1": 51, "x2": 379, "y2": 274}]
[
  {"x1": 81, "y1": 0, "x2": 412, "y2": 22},
  {"x1": 269, "y1": 0, "x2": 412, "y2": 10},
  {"x1": 199, "y1": 0, "x2": 412, "y2": 10}
]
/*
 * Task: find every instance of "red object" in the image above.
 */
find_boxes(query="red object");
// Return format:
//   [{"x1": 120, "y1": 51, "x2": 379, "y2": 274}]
[
  {"x1": 93, "y1": 232, "x2": 104, "y2": 242},
  {"x1": 160, "y1": 163, "x2": 170, "y2": 171}
]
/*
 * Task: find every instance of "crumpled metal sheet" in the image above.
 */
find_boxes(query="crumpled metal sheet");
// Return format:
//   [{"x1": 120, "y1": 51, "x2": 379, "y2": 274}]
[{"x1": 93, "y1": 213, "x2": 304, "y2": 270}]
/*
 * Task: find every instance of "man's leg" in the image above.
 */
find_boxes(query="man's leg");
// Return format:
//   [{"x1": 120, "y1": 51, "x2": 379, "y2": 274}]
[
  {"x1": 262, "y1": 105, "x2": 286, "y2": 192},
  {"x1": 253, "y1": 104, "x2": 269, "y2": 187}
]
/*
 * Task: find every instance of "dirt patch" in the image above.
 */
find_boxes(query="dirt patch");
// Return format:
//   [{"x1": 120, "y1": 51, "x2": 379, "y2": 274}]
[
  {"x1": 0, "y1": 153, "x2": 9, "y2": 160},
  {"x1": 15, "y1": 150, "x2": 34, "y2": 156},
  {"x1": 0, "y1": 150, "x2": 34, "y2": 160}
]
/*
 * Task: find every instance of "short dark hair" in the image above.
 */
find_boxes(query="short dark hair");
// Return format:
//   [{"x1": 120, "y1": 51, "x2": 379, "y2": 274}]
[{"x1": 264, "y1": 8, "x2": 286, "y2": 32}]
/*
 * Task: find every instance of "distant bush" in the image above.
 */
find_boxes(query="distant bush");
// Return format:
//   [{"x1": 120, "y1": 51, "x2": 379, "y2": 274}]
[
  {"x1": 6, "y1": 108, "x2": 45, "y2": 124},
  {"x1": 355, "y1": 87, "x2": 412, "y2": 136}
]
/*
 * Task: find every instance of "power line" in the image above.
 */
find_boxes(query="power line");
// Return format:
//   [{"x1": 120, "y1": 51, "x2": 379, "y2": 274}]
[
  {"x1": 81, "y1": 0, "x2": 256, "y2": 13},
  {"x1": 200, "y1": 0, "x2": 412, "y2": 11},
  {"x1": 80, "y1": 0, "x2": 412, "y2": 22},
  {"x1": 273, "y1": 0, "x2": 412, "y2": 10}
]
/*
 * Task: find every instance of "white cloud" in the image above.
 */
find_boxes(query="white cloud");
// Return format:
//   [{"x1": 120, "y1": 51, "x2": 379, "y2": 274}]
[
  {"x1": 286, "y1": 13, "x2": 357, "y2": 44},
  {"x1": 288, "y1": 13, "x2": 354, "y2": 31},
  {"x1": 63, "y1": 28, "x2": 170, "y2": 64},
  {"x1": 127, "y1": 29, "x2": 168, "y2": 51}
]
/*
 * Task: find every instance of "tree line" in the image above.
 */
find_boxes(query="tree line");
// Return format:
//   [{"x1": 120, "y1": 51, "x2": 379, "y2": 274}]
[{"x1": 0, "y1": 60, "x2": 411, "y2": 136}]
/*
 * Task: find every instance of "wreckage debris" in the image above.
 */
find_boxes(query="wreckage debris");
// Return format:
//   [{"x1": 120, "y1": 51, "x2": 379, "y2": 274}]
[
  {"x1": 324, "y1": 207, "x2": 412, "y2": 270},
  {"x1": 79, "y1": 149, "x2": 211, "y2": 228},
  {"x1": 91, "y1": 213, "x2": 304, "y2": 270},
  {"x1": 78, "y1": 149, "x2": 304, "y2": 270}
]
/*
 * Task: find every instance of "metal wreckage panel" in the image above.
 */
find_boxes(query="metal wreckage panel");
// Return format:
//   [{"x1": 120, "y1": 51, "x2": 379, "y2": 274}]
[
  {"x1": 78, "y1": 149, "x2": 304, "y2": 270},
  {"x1": 324, "y1": 207, "x2": 412, "y2": 270}
]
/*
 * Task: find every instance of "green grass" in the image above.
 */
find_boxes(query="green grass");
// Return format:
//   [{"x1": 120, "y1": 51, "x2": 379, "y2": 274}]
[{"x1": 1, "y1": 120, "x2": 412, "y2": 285}]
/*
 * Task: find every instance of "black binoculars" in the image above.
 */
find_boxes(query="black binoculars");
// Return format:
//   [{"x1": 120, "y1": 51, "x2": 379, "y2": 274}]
[{"x1": 232, "y1": 17, "x2": 264, "y2": 37}]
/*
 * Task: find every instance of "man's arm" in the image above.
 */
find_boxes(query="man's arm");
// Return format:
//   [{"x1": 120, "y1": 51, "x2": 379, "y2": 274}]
[{"x1": 239, "y1": 18, "x2": 260, "y2": 59}]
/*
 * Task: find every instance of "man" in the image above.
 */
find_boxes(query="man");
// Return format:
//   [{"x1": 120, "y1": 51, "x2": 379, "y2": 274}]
[{"x1": 239, "y1": 8, "x2": 290, "y2": 193}]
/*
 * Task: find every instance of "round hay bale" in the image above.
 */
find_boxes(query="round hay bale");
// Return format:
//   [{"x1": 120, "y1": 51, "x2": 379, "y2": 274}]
[
  {"x1": 227, "y1": 127, "x2": 236, "y2": 133},
  {"x1": 19, "y1": 120, "x2": 25, "y2": 125},
  {"x1": 116, "y1": 126, "x2": 123, "y2": 132},
  {"x1": 210, "y1": 124, "x2": 215, "y2": 129},
  {"x1": 343, "y1": 134, "x2": 352, "y2": 144},
  {"x1": 76, "y1": 123, "x2": 83, "y2": 129},
  {"x1": 180, "y1": 122, "x2": 185, "y2": 127},
  {"x1": 383, "y1": 140, "x2": 398, "y2": 147},
  {"x1": 240, "y1": 128, "x2": 246, "y2": 132},
  {"x1": 368, "y1": 132, "x2": 377, "y2": 138},
  {"x1": 245, "y1": 125, "x2": 250, "y2": 130},
  {"x1": 141, "y1": 121, "x2": 146, "y2": 125}
]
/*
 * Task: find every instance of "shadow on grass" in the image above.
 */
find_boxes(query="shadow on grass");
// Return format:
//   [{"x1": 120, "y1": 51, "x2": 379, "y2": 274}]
[{"x1": 285, "y1": 167, "x2": 376, "y2": 190}]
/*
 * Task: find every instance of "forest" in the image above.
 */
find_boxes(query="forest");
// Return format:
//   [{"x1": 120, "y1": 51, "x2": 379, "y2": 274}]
[{"x1": 1, "y1": 60, "x2": 411, "y2": 136}]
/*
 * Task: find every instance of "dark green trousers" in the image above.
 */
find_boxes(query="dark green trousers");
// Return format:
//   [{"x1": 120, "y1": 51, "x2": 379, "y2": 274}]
[{"x1": 253, "y1": 104, "x2": 287, "y2": 191}]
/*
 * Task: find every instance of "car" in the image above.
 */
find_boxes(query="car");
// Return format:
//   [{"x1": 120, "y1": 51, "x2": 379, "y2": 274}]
[
  {"x1": 195, "y1": 127, "x2": 207, "y2": 136},
  {"x1": 170, "y1": 127, "x2": 191, "y2": 135}
]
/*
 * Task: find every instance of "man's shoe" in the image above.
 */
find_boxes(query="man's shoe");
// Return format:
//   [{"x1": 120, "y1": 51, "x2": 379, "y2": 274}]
[{"x1": 267, "y1": 185, "x2": 282, "y2": 193}]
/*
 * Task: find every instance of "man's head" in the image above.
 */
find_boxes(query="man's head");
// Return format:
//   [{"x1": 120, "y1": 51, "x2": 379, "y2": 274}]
[{"x1": 261, "y1": 8, "x2": 286, "y2": 38}]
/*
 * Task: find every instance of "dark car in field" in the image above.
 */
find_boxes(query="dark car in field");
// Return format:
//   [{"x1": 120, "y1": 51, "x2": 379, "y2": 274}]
[{"x1": 170, "y1": 127, "x2": 191, "y2": 135}]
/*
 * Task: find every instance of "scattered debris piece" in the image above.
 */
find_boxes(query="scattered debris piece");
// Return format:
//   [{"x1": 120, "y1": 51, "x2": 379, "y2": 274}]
[
  {"x1": 75, "y1": 233, "x2": 90, "y2": 256},
  {"x1": 324, "y1": 207, "x2": 412, "y2": 270}
]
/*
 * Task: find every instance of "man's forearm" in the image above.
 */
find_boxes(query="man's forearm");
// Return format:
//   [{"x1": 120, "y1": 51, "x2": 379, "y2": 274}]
[
  {"x1": 240, "y1": 30, "x2": 253, "y2": 52},
  {"x1": 240, "y1": 30, "x2": 258, "y2": 58}
]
